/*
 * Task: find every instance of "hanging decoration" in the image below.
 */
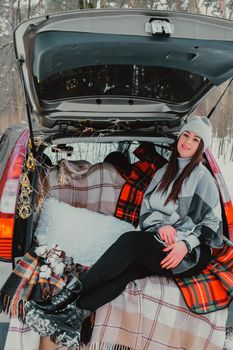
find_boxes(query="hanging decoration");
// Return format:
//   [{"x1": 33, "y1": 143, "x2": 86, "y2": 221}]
[{"x1": 17, "y1": 138, "x2": 36, "y2": 220}]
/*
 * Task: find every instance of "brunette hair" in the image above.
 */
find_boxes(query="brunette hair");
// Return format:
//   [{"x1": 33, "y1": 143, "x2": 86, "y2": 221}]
[{"x1": 157, "y1": 138, "x2": 204, "y2": 204}]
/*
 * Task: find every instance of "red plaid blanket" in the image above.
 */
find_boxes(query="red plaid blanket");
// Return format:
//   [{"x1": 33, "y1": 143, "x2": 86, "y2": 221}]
[
  {"x1": 176, "y1": 239, "x2": 233, "y2": 314},
  {"x1": 115, "y1": 143, "x2": 167, "y2": 226}
]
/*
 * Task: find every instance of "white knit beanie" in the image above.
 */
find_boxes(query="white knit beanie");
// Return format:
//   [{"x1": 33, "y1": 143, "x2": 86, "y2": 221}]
[{"x1": 178, "y1": 116, "x2": 212, "y2": 151}]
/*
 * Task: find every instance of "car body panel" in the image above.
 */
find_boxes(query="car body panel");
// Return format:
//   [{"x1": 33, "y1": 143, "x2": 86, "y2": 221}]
[{"x1": 0, "y1": 125, "x2": 28, "y2": 180}]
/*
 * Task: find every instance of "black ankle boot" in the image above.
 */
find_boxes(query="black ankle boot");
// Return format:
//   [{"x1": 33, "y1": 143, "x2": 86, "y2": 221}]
[
  {"x1": 25, "y1": 301, "x2": 91, "y2": 343},
  {"x1": 34, "y1": 274, "x2": 82, "y2": 313}
]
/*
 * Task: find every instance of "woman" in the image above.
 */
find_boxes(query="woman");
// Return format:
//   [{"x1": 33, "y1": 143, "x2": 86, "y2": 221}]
[{"x1": 27, "y1": 116, "x2": 223, "y2": 334}]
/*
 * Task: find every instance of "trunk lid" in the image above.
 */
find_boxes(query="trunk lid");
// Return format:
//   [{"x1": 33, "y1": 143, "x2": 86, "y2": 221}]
[{"x1": 14, "y1": 9, "x2": 233, "y2": 129}]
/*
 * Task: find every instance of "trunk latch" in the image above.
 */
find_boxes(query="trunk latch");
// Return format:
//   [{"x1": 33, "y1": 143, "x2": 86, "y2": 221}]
[
  {"x1": 145, "y1": 19, "x2": 174, "y2": 37},
  {"x1": 60, "y1": 123, "x2": 68, "y2": 134}
]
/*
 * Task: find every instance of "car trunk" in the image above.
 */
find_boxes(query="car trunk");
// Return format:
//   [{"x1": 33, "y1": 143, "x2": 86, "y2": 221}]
[{"x1": 11, "y1": 133, "x2": 232, "y2": 260}]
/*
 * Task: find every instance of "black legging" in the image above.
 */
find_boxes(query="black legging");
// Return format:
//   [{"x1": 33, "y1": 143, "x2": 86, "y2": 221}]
[{"x1": 77, "y1": 231, "x2": 211, "y2": 311}]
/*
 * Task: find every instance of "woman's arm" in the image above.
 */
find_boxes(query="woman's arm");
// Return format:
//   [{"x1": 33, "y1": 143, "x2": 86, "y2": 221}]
[
  {"x1": 176, "y1": 168, "x2": 223, "y2": 251},
  {"x1": 190, "y1": 172, "x2": 223, "y2": 249},
  {"x1": 160, "y1": 168, "x2": 224, "y2": 269}
]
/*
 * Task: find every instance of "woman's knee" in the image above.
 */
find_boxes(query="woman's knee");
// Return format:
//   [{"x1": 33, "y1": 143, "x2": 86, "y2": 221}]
[
  {"x1": 117, "y1": 230, "x2": 153, "y2": 247},
  {"x1": 117, "y1": 230, "x2": 140, "y2": 244}
]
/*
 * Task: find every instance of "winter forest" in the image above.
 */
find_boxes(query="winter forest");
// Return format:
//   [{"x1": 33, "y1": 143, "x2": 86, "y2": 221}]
[{"x1": 0, "y1": 0, "x2": 233, "y2": 164}]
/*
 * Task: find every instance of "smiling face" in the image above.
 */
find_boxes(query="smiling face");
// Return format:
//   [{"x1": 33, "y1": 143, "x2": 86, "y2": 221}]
[{"x1": 177, "y1": 131, "x2": 201, "y2": 158}]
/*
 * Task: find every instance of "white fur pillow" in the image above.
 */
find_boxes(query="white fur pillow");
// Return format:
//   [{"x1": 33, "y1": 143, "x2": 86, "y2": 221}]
[{"x1": 35, "y1": 197, "x2": 135, "y2": 266}]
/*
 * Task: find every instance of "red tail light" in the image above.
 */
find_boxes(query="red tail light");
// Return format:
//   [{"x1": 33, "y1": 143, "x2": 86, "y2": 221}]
[{"x1": 0, "y1": 130, "x2": 29, "y2": 261}]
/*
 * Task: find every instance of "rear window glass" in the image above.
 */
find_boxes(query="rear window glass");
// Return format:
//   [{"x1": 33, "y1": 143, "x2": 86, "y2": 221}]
[
  {"x1": 34, "y1": 65, "x2": 207, "y2": 103},
  {"x1": 45, "y1": 142, "x2": 123, "y2": 165},
  {"x1": 44, "y1": 141, "x2": 172, "y2": 165}
]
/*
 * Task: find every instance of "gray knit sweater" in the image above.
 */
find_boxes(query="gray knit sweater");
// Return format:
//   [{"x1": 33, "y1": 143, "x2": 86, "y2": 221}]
[{"x1": 139, "y1": 157, "x2": 223, "y2": 274}]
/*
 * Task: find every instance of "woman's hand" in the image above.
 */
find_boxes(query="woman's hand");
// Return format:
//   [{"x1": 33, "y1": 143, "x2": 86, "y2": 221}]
[
  {"x1": 160, "y1": 241, "x2": 188, "y2": 269},
  {"x1": 158, "y1": 225, "x2": 177, "y2": 246}
]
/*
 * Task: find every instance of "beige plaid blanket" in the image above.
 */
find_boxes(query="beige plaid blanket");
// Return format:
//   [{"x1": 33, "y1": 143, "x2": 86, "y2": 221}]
[
  {"x1": 5, "y1": 276, "x2": 227, "y2": 350},
  {"x1": 6, "y1": 160, "x2": 227, "y2": 350},
  {"x1": 84, "y1": 277, "x2": 227, "y2": 350},
  {"x1": 38, "y1": 160, "x2": 125, "y2": 216}
]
